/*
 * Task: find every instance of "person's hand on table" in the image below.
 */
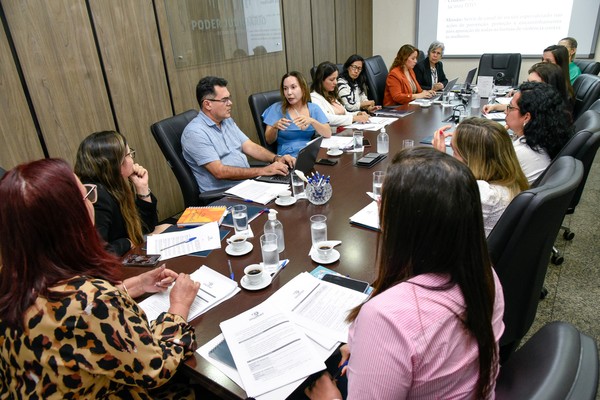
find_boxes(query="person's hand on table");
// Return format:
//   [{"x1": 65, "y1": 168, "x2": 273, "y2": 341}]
[
  {"x1": 168, "y1": 273, "x2": 201, "y2": 320},
  {"x1": 278, "y1": 154, "x2": 296, "y2": 168},
  {"x1": 482, "y1": 103, "x2": 506, "y2": 114},
  {"x1": 352, "y1": 112, "x2": 369, "y2": 123},
  {"x1": 432, "y1": 125, "x2": 453, "y2": 152},
  {"x1": 416, "y1": 90, "x2": 435, "y2": 99},
  {"x1": 138, "y1": 264, "x2": 178, "y2": 293},
  {"x1": 262, "y1": 160, "x2": 290, "y2": 176},
  {"x1": 432, "y1": 82, "x2": 444, "y2": 91}
]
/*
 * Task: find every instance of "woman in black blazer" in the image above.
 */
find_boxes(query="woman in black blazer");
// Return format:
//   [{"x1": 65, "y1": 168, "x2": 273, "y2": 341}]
[{"x1": 414, "y1": 41, "x2": 448, "y2": 91}]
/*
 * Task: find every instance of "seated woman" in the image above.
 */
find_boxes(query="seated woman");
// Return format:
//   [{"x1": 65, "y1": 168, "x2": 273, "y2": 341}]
[
  {"x1": 542, "y1": 45, "x2": 575, "y2": 101},
  {"x1": 262, "y1": 71, "x2": 330, "y2": 157},
  {"x1": 75, "y1": 131, "x2": 169, "y2": 256},
  {"x1": 433, "y1": 117, "x2": 529, "y2": 236},
  {"x1": 337, "y1": 55, "x2": 379, "y2": 112},
  {"x1": 483, "y1": 62, "x2": 573, "y2": 114},
  {"x1": 506, "y1": 82, "x2": 573, "y2": 183},
  {"x1": 306, "y1": 147, "x2": 504, "y2": 399},
  {"x1": 414, "y1": 41, "x2": 448, "y2": 91},
  {"x1": 0, "y1": 158, "x2": 200, "y2": 399},
  {"x1": 383, "y1": 44, "x2": 436, "y2": 106},
  {"x1": 310, "y1": 61, "x2": 369, "y2": 132}
]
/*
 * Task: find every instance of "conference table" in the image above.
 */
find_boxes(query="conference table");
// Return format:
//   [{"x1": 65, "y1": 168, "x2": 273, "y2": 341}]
[{"x1": 125, "y1": 102, "x2": 460, "y2": 399}]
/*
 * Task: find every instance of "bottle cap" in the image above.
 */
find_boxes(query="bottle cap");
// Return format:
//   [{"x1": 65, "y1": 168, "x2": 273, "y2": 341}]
[{"x1": 268, "y1": 209, "x2": 278, "y2": 220}]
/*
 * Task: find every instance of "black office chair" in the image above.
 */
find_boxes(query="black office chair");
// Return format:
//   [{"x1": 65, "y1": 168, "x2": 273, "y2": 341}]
[
  {"x1": 309, "y1": 63, "x2": 344, "y2": 83},
  {"x1": 364, "y1": 55, "x2": 388, "y2": 105},
  {"x1": 248, "y1": 90, "x2": 281, "y2": 153},
  {"x1": 572, "y1": 74, "x2": 600, "y2": 120},
  {"x1": 574, "y1": 59, "x2": 600, "y2": 75},
  {"x1": 487, "y1": 156, "x2": 583, "y2": 361},
  {"x1": 477, "y1": 53, "x2": 521, "y2": 86},
  {"x1": 495, "y1": 321, "x2": 599, "y2": 400},
  {"x1": 150, "y1": 110, "x2": 224, "y2": 207},
  {"x1": 417, "y1": 50, "x2": 425, "y2": 62}
]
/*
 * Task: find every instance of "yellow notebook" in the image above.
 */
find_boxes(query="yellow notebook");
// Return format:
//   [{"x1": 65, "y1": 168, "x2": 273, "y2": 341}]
[{"x1": 177, "y1": 206, "x2": 227, "y2": 227}]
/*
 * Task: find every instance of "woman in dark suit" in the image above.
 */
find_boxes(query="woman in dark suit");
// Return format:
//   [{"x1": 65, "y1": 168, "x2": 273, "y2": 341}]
[{"x1": 414, "y1": 41, "x2": 448, "y2": 91}]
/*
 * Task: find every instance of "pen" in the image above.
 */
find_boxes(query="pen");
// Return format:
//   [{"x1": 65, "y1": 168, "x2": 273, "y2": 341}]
[
  {"x1": 160, "y1": 237, "x2": 196, "y2": 251},
  {"x1": 333, "y1": 360, "x2": 349, "y2": 380},
  {"x1": 228, "y1": 259, "x2": 234, "y2": 280},
  {"x1": 258, "y1": 208, "x2": 270, "y2": 216},
  {"x1": 270, "y1": 259, "x2": 289, "y2": 279}
]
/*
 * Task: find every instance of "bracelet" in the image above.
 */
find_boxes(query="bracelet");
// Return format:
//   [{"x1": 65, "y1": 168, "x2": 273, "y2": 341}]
[
  {"x1": 121, "y1": 282, "x2": 129, "y2": 296},
  {"x1": 272, "y1": 155, "x2": 280, "y2": 163},
  {"x1": 137, "y1": 188, "x2": 151, "y2": 199}
]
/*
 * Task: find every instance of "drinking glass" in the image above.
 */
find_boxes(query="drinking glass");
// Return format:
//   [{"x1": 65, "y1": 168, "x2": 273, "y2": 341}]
[
  {"x1": 353, "y1": 130, "x2": 364, "y2": 150},
  {"x1": 402, "y1": 139, "x2": 414, "y2": 148},
  {"x1": 260, "y1": 233, "x2": 279, "y2": 274},
  {"x1": 232, "y1": 205, "x2": 248, "y2": 233},
  {"x1": 291, "y1": 172, "x2": 306, "y2": 199},
  {"x1": 310, "y1": 215, "x2": 327, "y2": 246},
  {"x1": 372, "y1": 171, "x2": 385, "y2": 196}
]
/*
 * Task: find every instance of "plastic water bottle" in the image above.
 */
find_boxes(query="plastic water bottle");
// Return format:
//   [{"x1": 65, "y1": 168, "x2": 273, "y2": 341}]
[
  {"x1": 264, "y1": 210, "x2": 285, "y2": 253},
  {"x1": 377, "y1": 127, "x2": 389, "y2": 154}
]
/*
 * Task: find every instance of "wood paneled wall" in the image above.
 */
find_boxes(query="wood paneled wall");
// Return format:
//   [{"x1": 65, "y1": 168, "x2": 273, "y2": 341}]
[{"x1": 0, "y1": 0, "x2": 372, "y2": 218}]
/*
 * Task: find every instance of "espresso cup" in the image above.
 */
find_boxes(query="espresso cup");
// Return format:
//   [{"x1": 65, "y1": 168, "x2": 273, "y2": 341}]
[
  {"x1": 316, "y1": 241, "x2": 333, "y2": 260},
  {"x1": 277, "y1": 190, "x2": 293, "y2": 204},
  {"x1": 244, "y1": 264, "x2": 264, "y2": 286},
  {"x1": 226, "y1": 234, "x2": 247, "y2": 251},
  {"x1": 329, "y1": 145, "x2": 340, "y2": 154}
]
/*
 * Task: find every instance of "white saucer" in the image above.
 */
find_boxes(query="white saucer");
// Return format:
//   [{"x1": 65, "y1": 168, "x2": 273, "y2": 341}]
[
  {"x1": 241, "y1": 274, "x2": 272, "y2": 291},
  {"x1": 225, "y1": 242, "x2": 253, "y2": 256},
  {"x1": 311, "y1": 249, "x2": 340, "y2": 264},
  {"x1": 275, "y1": 197, "x2": 297, "y2": 206},
  {"x1": 327, "y1": 150, "x2": 343, "y2": 156}
]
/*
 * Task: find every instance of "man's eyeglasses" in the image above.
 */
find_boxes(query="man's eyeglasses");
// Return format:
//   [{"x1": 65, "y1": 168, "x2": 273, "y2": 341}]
[
  {"x1": 206, "y1": 97, "x2": 232, "y2": 104},
  {"x1": 506, "y1": 103, "x2": 520, "y2": 113},
  {"x1": 83, "y1": 184, "x2": 98, "y2": 204},
  {"x1": 126, "y1": 149, "x2": 136, "y2": 159},
  {"x1": 349, "y1": 65, "x2": 363, "y2": 72}
]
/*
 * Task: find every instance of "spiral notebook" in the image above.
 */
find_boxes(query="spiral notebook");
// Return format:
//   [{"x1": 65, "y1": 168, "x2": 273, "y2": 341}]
[{"x1": 176, "y1": 206, "x2": 227, "y2": 227}]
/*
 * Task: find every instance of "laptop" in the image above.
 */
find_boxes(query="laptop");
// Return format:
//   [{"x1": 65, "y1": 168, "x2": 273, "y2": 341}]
[
  {"x1": 255, "y1": 136, "x2": 323, "y2": 183},
  {"x1": 432, "y1": 77, "x2": 458, "y2": 101},
  {"x1": 452, "y1": 67, "x2": 477, "y2": 91}
]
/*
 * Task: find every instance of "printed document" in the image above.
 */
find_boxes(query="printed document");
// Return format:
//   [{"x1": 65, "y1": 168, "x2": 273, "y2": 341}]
[
  {"x1": 225, "y1": 180, "x2": 289, "y2": 205},
  {"x1": 219, "y1": 303, "x2": 325, "y2": 397},
  {"x1": 139, "y1": 265, "x2": 240, "y2": 322},
  {"x1": 146, "y1": 222, "x2": 221, "y2": 260}
]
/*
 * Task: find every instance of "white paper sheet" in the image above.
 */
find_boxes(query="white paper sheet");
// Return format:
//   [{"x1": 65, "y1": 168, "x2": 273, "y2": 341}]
[
  {"x1": 225, "y1": 180, "x2": 290, "y2": 205},
  {"x1": 146, "y1": 223, "x2": 221, "y2": 260},
  {"x1": 320, "y1": 136, "x2": 354, "y2": 149},
  {"x1": 139, "y1": 265, "x2": 240, "y2": 322},
  {"x1": 349, "y1": 201, "x2": 380, "y2": 231}
]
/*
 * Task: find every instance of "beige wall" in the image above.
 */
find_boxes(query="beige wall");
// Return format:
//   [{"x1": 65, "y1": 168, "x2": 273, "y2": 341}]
[{"x1": 372, "y1": 0, "x2": 600, "y2": 81}]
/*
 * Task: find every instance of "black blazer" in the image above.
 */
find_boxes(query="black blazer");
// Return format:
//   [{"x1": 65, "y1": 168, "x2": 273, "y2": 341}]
[
  {"x1": 92, "y1": 183, "x2": 158, "y2": 256},
  {"x1": 414, "y1": 57, "x2": 448, "y2": 90}
]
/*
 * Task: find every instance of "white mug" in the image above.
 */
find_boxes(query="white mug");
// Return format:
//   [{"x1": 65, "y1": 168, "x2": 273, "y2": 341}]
[
  {"x1": 244, "y1": 264, "x2": 263, "y2": 286},
  {"x1": 226, "y1": 234, "x2": 247, "y2": 251}
]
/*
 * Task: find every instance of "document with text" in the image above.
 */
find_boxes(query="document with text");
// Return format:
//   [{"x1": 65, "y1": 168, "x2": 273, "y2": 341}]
[
  {"x1": 146, "y1": 222, "x2": 221, "y2": 260},
  {"x1": 225, "y1": 180, "x2": 289, "y2": 205}
]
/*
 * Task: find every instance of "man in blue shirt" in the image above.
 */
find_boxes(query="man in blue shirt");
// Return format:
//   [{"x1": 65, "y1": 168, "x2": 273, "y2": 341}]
[{"x1": 182, "y1": 76, "x2": 295, "y2": 192}]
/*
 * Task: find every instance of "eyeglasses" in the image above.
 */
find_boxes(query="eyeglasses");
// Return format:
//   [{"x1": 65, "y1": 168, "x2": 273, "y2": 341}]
[
  {"x1": 506, "y1": 103, "x2": 520, "y2": 113},
  {"x1": 206, "y1": 97, "x2": 232, "y2": 104},
  {"x1": 125, "y1": 149, "x2": 136, "y2": 159},
  {"x1": 431, "y1": 51, "x2": 443, "y2": 56},
  {"x1": 349, "y1": 65, "x2": 363, "y2": 72},
  {"x1": 83, "y1": 184, "x2": 98, "y2": 204}
]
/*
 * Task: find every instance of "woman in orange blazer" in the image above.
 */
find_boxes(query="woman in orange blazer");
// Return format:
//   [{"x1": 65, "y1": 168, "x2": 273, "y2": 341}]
[{"x1": 383, "y1": 45, "x2": 436, "y2": 106}]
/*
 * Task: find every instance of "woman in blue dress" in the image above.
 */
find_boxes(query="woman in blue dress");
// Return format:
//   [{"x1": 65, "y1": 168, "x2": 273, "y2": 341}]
[{"x1": 262, "y1": 71, "x2": 330, "y2": 157}]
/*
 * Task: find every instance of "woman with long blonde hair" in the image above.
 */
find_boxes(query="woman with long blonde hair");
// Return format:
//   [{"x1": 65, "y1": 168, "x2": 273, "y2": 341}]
[
  {"x1": 75, "y1": 131, "x2": 168, "y2": 255},
  {"x1": 434, "y1": 117, "x2": 529, "y2": 236}
]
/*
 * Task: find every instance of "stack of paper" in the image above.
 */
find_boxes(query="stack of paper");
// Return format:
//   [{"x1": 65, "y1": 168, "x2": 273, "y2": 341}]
[
  {"x1": 225, "y1": 180, "x2": 289, "y2": 205},
  {"x1": 139, "y1": 265, "x2": 240, "y2": 322},
  {"x1": 349, "y1": 201, "x2": 380, "y2": 231},
  {"x1": 146, "y1": 222, "x2": 222, "y2": 260}
]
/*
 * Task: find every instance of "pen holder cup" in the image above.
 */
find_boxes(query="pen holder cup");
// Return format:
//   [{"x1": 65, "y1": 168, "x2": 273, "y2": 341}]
[{"x1": 306, "y1": 182, "x2": 333, "y2": 205}]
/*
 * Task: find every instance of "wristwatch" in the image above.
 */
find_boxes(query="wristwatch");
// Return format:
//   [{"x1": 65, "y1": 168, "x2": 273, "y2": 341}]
[{"x1": 137, "y1": 188, "x2": 151, "y2": 199}]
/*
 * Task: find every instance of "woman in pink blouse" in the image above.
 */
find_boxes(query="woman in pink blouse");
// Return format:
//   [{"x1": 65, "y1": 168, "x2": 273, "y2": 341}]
[
  {"x1": 383, "y1": 44, "x2": 436, "y2": 106},
  {"x1": 306, "y1": 147, "x2": 505, "y2": 400}
]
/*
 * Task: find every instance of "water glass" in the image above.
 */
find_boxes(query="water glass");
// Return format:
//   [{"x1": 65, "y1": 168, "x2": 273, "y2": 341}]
[
  {"x1": 443, "y1": 92, "x2": 451, "y2": 104},
  {"x1": 291, "y1": 172, "x2": 306, "y2": 199},
  {"x1": 373, "y1": 171, "x2": 385, "y2": 196},
  {"x1": 310, "y1": 215, "x2": 327, "y2": 246},
  {"x1": 232, "y1": 205, "x2": 248, "y2": 233},
  {"x1": 402, "y1": 139, "x2": 414, "y2": 148},
  {"x1": 353, "y1": 130, "x2": 364, "y2": 150},
  {"x1": 260, "y1": 233, "x2": 279, "y2": 274}
]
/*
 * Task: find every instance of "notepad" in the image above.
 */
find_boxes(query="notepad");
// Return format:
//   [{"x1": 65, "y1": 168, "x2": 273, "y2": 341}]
[
  {"x1": 177, "y1": 206, "x2": 227, "y2": 227},
  {"x1": 349, "y1": 201, "x2": 380, "y2": 231}
]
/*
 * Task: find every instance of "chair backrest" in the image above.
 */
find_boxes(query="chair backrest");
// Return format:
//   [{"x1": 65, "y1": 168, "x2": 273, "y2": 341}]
[
  {"x1": 417, "y1": 50, "x2": 425, "y2": 62},
  {"x1": 247, "y1": 90, "x2": 281, "y2": 153},
  {"x1": 309, "y1": 63, "x2": 344, "y2": 82},
  {"x1": 150, "y1": 109, "x2": 201, "y2": 207},
  {"x1": 588, "y1": 98, "x2": 600, "y2": 113},
  {"x1": 477, "y1": 53, "x2": 521, "y2": 86},
  {"x1": 574, "y1": 107, "x2": 600, "y2": 133},
  {"x1": 496, "y1": 321, "x2": 599, "y2": 400},
  {"x1": 568, "y1": 130, "x2": 600, "y2": 213},
  {"x1": 487, "y1": 156, "x2": 583, "y2": 359},
  {"x1": 574, "y1": 59, "x2": 600, "y2": 75},
  {"x1": 364, "y1": 55, "x2": 388, "y2": 105},
  {"x1": 572, "y1": 74, "x2": 600, "y2": 120}
]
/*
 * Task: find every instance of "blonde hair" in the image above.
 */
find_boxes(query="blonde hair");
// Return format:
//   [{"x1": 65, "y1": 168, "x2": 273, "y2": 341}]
[
  {"x1": 454, "y1": 118, "x2": 529, "y2": 198},
  {"x1": 74, "y1": 131, "x2": 144, "y2": 245}
]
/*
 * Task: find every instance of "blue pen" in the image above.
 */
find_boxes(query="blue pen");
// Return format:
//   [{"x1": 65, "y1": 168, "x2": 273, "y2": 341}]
[
  {"x1": 160, "y1": 236, "x2": 196, "y2": 251},
  {"x1": 271, "y1": 259, "x2": 289, "y2": 278},
  {"x1": 228, "y1": 259, "x2": 234, "y2": 280},
  {"x1": 334, "y1": 360, "x2": 349, "y2": 380}
]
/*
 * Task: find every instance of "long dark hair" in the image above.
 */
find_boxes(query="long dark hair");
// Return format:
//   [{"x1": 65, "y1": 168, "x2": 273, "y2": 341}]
[
  {"x1": 0, "y1": 159, "x2": 122, "y2": 330},
  {"x1": 310, "y1": 61, "x2": 341, "y2": 103},
  {"x1": 339, "y1": 54, "x2": 368, "y2": 95},
  {"x1": 348, "y1": 147, "x2": 498, "y2": 398},
  {"x1": 517, "y1": 81, "x2": 574, "y2": 159},
  {"x1": 543, "y1": 45, "x2": 574, "y2": 100},
  {"x1": 528, "y1": 62, "x2": 572, "y2": 107}
]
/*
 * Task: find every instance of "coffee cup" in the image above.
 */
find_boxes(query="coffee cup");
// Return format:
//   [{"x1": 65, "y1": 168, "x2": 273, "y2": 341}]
[
  {"x1": 316, "y1": 241, "x2": 333, "y2": 260},
  {"x1": 420, "y1": 101, "x2": 431, "y2": 108},
  {"x1": 226, "y1": 234, "x2": 247, "y2": 251},
  {"x1": 277, "y1": 190, "x2": 293, "y2": 204},
  {"x1": 328, "y1": 145, "x2": 340, "y2": 154},
  {"x1": 244, "y1": 264, "x2": 264, "y2": 286}
]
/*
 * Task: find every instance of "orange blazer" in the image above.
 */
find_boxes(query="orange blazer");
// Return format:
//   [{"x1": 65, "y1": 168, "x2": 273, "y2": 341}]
[{"x1": 383, "y1": 67, "x2": 423, "y2": 106}]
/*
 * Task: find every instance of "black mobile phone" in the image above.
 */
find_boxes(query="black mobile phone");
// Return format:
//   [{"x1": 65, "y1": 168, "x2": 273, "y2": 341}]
[
  {"x1": 122, "y1": 254, "x2": 161, "y2": 267},
  {"x1": 316, "y1": 158, "x2": 338, "y2": 166},
  {"x1": 322, "y1": 274, "x2": 370, "y2": 293}
]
